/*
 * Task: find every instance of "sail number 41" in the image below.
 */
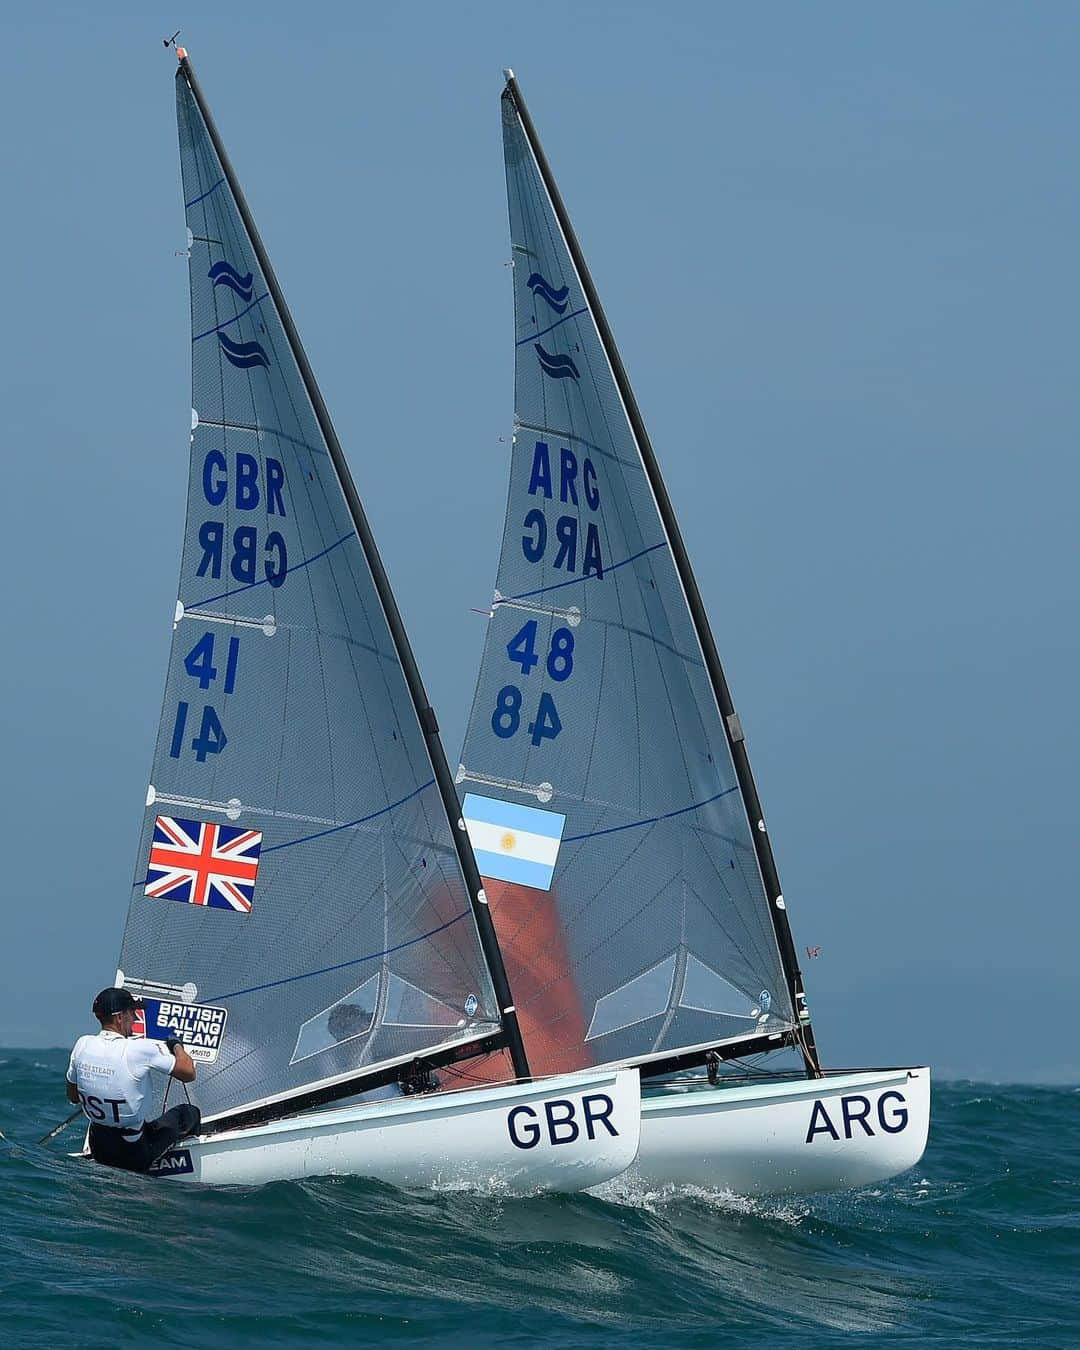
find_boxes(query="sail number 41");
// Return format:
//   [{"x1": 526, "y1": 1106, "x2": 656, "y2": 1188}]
[
  {"x1": 169, "y1": 631, "x2": 240, "y2": 762},
  {"x1": 492, "y1": 621, "x2": 574, "y2": 747}
]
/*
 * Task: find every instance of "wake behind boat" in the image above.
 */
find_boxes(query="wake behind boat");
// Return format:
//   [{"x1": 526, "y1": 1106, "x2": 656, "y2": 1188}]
[
  {"x1": 454, "y1": 72, "x2": 928, "y2": 1195},
  {"x1": 71, "y1": 50, "x2": 640, "y2": 1190}
]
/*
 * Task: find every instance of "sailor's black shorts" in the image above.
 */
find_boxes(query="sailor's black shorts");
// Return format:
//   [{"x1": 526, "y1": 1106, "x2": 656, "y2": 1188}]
[{"x1": 88, "y1": 1104, "x2": 201, "y2": 1173}]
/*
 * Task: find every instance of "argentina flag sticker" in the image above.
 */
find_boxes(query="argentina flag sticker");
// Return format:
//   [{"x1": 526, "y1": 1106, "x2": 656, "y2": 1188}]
[{"x1": 462, "y1": 794, "x2": 566, "y2": 891}]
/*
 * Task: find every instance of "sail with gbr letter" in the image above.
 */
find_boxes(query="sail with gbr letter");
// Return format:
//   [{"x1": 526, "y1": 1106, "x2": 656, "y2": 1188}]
[
  {"x1": 457, "y1": 76, "x2": 814, "y2": 1078},
  {"x1": 115, "y1": 58, "x2": 509, "y2": 1128}
]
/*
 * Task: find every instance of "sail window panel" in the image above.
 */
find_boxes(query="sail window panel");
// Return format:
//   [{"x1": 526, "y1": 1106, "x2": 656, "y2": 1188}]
[
  {"x1": 660, "y1": 1007, "x2": 773, "y2": 1056},
  {"x1": 680, "y1": 954, "x2": 760, "y2": 1020},
  {"x1": 383, "y1": 973, "x2": 469, "y2": 1029},
  {"x1": 291, "y1": 975, "x2": 380, "y2": 1063},
  {"x1": 585, "y1": 955, "x2": 677, "y2": 1041}
]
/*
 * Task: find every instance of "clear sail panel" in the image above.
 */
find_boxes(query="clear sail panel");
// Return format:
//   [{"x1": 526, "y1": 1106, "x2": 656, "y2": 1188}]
[
  {"x1": 116, "y1": 72, "x2": 500, "y2": 1124},
  {"x1": 456, "y1": 93, "x2": 795, "y2": 1076}
]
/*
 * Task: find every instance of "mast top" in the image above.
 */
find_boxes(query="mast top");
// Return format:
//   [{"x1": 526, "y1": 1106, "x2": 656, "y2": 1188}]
[
  {"x1": 176, "y1": 47, "x2": 187, "y2": 61},
  {"x1": 503, "y1": 68, "x2": 515, "y2": 83}
]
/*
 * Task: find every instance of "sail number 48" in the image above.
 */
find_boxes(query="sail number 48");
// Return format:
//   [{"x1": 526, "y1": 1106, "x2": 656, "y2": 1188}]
[{"x1": 492, "y1": 621, "x2": 574, "y2": 747}]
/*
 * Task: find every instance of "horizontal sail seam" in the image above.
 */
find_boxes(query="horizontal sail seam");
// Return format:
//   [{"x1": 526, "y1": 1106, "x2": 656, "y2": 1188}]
[
  {"x1": 191, "y1": 292, "x2": 269, "y2": 342},
  {"x1": 563, "y1": 785, "x2": 740, "y2": 843},
  {"x1": 504, "y1": 540, "x2": 667, "y2": 602},
  {"x1": 184, "y1": 177, "x2": 224, "y2": 208},
  {"x1": 515, "y1": 421, "x2": 639, "y2": 472},
  {"x1": 129, "y1": 775, "x2": 437, "y2": 887},
  {"x1": 585, "y1": 616, "x2": 705, "y2": 668},
  {"x1": 208, "y1": 908, "x2": 471, "y2": 1002},
  {"x1": 189, "y1": 530, "x2": 353, "y2": 607},
  {"x1": 261, "y1": 777, "x2": 436, "y2": 852},
  {"x1": 515, "y1": 306, "x2": 588, "y2": 346},
  {"x1": 196, "y1": 418, "x2": 328, "y2": 458}
]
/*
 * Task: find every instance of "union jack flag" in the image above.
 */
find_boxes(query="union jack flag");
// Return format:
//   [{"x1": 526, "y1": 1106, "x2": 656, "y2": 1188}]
[{"x1": 145, "y1": 815, "x2": 262, "y2": 914}]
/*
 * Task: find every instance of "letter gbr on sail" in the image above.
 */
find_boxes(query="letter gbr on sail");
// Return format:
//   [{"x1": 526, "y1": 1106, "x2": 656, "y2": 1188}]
[{"x1": 114, "y1": 57, "x2": 530, "y2": 1132}]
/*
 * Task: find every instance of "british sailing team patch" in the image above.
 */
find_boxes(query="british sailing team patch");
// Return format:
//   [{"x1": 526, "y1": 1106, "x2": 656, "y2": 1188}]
[
  {"x1": 133, "y1": 998, "x2": 228, "y2": 1064},
  {"x1": 145, "y1": 815, "x2": 262, "y2": 913}
]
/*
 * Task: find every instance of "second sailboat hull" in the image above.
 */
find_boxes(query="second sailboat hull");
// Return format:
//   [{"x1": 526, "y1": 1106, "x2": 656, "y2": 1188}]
[{"x1": 622, "y1": 1065, "x2": 930, "y2": 1196}]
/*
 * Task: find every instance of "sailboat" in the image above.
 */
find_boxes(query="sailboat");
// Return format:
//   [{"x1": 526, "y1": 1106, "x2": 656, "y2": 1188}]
[
  {"x1": 86, "y1": 50, "x2": 641, "y2": 1189},
  {"x1": 455, "y1": 72, "x2": 930, "y2": 1195}
]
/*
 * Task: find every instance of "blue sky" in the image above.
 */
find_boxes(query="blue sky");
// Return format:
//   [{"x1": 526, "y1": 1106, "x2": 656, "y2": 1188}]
[{"x1": 2, "y1": 2, "x2": 1076, "y2": 1080}]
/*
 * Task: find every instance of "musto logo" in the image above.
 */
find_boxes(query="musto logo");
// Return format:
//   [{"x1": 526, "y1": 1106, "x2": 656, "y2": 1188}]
[
  {"x1": 805, "y1": 1090, "x2": 909, "y2": 1143},
  {"x1": 507, "y1": 1093, "x2": 618, "y2": 1149}
]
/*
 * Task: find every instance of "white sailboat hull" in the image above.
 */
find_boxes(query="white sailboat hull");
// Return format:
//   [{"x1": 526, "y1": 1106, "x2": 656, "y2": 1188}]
[
  {"x1": 137, "y1": 1067, "x2": 640, "y2": 1190},
  {"x1": 626, "y1": 1066, "x2": 930, "y2": 1195}
]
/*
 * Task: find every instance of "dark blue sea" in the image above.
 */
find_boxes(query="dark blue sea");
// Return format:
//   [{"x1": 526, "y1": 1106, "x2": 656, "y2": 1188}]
[{"x1": 1, "y1": 1052, "x2": 1076, "y2": 1347}]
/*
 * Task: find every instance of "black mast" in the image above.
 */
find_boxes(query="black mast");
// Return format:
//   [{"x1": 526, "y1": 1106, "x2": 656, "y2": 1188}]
[
  {"x1": 502, "y1": 71, "x2": 821, "y2": 1078},
  {"x1": 176, "y1": 50, "x2": 532, "y2": 1104}
]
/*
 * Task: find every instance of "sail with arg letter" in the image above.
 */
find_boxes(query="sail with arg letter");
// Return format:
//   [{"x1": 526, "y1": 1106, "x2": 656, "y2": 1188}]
[{"x1": 457, "y1": 74, "x2": 819, "y2": 1081}]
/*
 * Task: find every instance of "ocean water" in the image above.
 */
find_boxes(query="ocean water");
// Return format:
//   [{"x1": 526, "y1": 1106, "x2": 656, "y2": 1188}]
[{"x1": 1, "y1": 1053, "x2": 1076, "y2": 1348}]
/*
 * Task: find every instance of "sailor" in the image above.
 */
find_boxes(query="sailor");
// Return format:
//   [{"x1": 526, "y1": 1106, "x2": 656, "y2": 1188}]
[{"x1": 66, "y1": 987, "x2": 202, "y2": 1173}]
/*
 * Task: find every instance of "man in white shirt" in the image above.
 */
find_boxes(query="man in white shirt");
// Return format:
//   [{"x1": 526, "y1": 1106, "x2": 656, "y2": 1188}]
[{"x1": 67, "y1": 987, "x2": 202, "y2": 1172}]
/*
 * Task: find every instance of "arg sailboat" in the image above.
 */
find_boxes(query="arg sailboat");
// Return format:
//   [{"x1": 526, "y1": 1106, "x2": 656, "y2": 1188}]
[
  {"x1": 455, "y1": 72, "x2": 929, "y2": 1194},
  {"x1": 87, "y1": 50, "x2": 641, "y2": 1189}
]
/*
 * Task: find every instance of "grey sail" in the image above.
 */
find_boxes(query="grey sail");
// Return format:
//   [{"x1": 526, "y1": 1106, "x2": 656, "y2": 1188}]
[
  {"x1": 457, "y1": 77, "x2": 812, "y2": 1079},
  {"x1": 116, "y1": 59, "x2": 510, "y2": 1128}
]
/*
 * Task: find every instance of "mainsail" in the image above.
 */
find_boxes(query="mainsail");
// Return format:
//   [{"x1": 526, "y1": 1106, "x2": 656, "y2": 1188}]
[
  {"x1": 458, "y1": 74, "x2": 819, "y2": 1079},
  {"x1": 116, "y1": 54, "x2": 527, "y2": 1131}
]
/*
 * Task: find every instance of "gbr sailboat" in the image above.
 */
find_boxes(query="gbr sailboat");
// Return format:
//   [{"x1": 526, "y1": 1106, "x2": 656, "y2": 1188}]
[
  {"x1": 456, "y1": 72, "x2": 929, "y2": 1194},
  {"x1": 84, "y1": 50, "x2": 641, "y2": 1189}
]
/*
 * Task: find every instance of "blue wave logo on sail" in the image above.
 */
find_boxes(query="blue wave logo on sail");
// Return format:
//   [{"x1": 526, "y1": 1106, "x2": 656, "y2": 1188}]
[
  {"x1": 208, "y1": 259, "x2": 254, "y2": 302},
  {"x1": 218, "y1": 331, "x2": 271, "y2": 370},
  {"x1": 535, "y1": 343, "x2": 579, "y2": 380},
  {"x1": 527, "y1": 272, "x2": 569, "y2": 314}
]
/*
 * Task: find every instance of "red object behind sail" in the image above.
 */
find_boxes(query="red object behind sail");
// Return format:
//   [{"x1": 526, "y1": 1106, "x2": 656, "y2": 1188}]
[
  {"x1": 419, "y1": 873, "x2": 590, "y2": 1087},
  {"x1": 480, "y1": 877, "x2": 591, "y2": 1079}
]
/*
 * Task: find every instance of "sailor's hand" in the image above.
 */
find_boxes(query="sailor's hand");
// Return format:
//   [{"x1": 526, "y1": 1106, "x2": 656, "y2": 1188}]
[{"x1": 165, "y1": 1036, "x2": 185, "y2": 1053}]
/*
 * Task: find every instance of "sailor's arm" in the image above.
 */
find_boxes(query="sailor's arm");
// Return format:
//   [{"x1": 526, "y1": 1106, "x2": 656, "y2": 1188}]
[
  {"x1": 167, "y1": 1039, "x2": 197, "y2": 1084},
  {"x1": 65, "y1": 1044, "x2": 81, "y2": 1103}
]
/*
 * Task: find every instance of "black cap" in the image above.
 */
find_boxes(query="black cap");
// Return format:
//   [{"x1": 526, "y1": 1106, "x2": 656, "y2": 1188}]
[{"x1": 92, "y1": 987, "x2": 143, "y2": 1021}]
